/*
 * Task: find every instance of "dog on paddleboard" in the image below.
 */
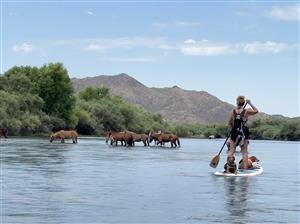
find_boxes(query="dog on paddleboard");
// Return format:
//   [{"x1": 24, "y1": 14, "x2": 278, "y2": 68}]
[
  {"x1": 224, "y1": 156, "x2": 237, "y2": 174},
  {"x1": 238, "y1": 156, "x2": 260, "y2": 169}
]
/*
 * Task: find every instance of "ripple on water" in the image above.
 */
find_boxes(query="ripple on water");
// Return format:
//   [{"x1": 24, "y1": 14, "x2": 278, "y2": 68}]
[{"x1": 1, "y1": 138, "x2": 299, "y2": 224}]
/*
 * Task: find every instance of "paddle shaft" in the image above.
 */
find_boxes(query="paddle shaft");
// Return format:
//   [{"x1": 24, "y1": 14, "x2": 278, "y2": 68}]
[{"x1": 217, "y1": 102, "x2": 248, "y2": 156}]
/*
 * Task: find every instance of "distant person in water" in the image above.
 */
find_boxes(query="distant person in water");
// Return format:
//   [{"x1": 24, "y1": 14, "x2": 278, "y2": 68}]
[{"x1": 227, "y1": 96, "x2": 258, "y2": 170}]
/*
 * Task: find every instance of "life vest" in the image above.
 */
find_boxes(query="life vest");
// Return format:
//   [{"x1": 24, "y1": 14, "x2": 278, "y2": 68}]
[
  {"x1": 232, "y1": 109, "x2": 246, "y2": 132},
  {"x1": 232, "y1": 109, "x2": 248, "y2": 146}
]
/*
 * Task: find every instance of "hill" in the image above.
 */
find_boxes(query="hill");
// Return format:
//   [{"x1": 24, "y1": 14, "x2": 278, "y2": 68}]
[{"x1": 72, "y1": 73, "x2": 269, "y2": 124}]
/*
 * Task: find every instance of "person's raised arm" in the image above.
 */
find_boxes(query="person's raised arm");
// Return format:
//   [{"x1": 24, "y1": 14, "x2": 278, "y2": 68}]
[{"x1": 246, "y1": 99, "x2": 259, "y2": 116}]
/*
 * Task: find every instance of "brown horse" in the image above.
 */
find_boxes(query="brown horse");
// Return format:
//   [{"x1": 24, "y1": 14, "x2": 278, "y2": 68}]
[
  {"x1": 106, "y1": 130, "x2": 134, "y2": 146},
  {"x1": 106, "y1": 131, "x2": 125, "y2": 146},
  {"x1": 133, "y1": 133, "x2": 149, "y2": 146},
  {"x1": 149, "y1": 131, "x2": 180, "y2": 148},
  {"x1": 0, "y1": 128, "x2": 8, "y2": 138},
  {"x1": 50, "y1": 130, "x2": 78, "y2": 144},
  {"x1": 126, "y1": 131, "x2": 149, "y2": 146}
]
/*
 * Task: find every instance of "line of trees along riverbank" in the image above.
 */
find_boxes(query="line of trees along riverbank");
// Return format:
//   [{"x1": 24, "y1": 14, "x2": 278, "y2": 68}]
[{"x1": 0, "y1": 63, "x2": 299, "y2": 141}]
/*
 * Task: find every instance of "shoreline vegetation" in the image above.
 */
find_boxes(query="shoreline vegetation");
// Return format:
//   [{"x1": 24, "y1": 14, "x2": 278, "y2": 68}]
[{"x1": 1, "y1": 63, "x2": 299, "y2": 141}]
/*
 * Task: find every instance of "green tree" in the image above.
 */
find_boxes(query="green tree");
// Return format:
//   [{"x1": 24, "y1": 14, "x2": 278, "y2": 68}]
[
  {"x1": 35, "y1": 63, "x2": 75, "y2": 123},
  {"x1": 79, "y1": 86, "x2": 110, "y2": 101}
]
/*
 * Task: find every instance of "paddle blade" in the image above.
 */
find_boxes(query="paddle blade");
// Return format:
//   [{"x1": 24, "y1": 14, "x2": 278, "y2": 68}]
[{"x1": 210, "y1": 154, "x2": 220, "y2": 168}]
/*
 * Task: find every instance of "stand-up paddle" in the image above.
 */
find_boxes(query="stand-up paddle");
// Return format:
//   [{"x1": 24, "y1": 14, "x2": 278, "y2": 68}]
[{"x1": 209, "y1": 102, "x2": 248, "y2": 168}]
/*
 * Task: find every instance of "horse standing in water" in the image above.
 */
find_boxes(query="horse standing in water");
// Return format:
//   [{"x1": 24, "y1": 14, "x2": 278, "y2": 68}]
[
  {"x1": 0, "y1": 128, "x2": 8, "y2": 138},
  {"x1": 133, "y1": 133, "x2": 149, "y2": 146},
  {"x1": 126, "y1": 131, "x2": 149, "y2": 146},
  {"x1": 149, "y1": 131, "x2": 180, "y2": 148},
  {"x1": 106, "y1": 131, "x2": 134, "y2": 147},
  {"x1": 50, "y1": 130, "x2": 78, "y2": 144}
]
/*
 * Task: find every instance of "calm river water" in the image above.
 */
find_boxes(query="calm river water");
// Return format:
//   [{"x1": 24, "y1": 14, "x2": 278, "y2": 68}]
[{"x1": 1, "y1": 138, "x2": 299, "y2": 223}]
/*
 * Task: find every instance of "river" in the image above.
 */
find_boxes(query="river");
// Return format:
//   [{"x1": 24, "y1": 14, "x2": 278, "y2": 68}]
[{"x1": 1, "y1": 138, "x2": 299, "y2": 223}]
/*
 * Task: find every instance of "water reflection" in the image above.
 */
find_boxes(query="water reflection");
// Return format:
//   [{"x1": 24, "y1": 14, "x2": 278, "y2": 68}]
[
  {"x1": 1, "y1": 138, "x2": 299, "y2": 223},
  {"x1": 1, "y1": 139, "x2": 69, "y2": 166},
  {"x1": 224, "y1": 177, "x2": 250, "y2": 223}
]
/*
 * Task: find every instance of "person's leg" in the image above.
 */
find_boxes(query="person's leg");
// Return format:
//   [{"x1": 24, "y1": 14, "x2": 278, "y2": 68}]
[
  {"x1": 228, "y1": 140, "x2": 236, "y2": 158},
  {"x1": 226, "y1": 140, "x2": 231, "y2": 152},
  {"x1": 241, "y1": 140, "x2": 249, "y2": 169}
]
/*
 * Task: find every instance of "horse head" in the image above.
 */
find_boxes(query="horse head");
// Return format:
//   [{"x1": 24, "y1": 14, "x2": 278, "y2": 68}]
[
  {"x1": 105, "y1": 131, "x2": 112, "y2": 143},
  {"x1": 149, "y1": 131, "x2": 160, "y2": 143},
  {"x1": 49, "y1": 134, "x2": 55, "y2": 143}
]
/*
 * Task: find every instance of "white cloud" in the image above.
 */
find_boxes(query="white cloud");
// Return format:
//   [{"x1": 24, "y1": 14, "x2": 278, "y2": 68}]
[
  {"x1": 152, "y1": 21, "x2": 201, "y2": 28},
  {"x1": 85, "y1": 36, "x2": 167, "y2": 52},
  {"x1": 85, "y1": 11, "x2": 94, "y2": 16},
  {"x1": 242, "y1": 41, "x2": 291, "y2": 54},
  {"x1": 152, "y1": 22, "x2": 168, "y2": 28},
  {"x1": 175, "y1": 21, "x2": 201, "y2": 27},
  {"x1": 48, "y1": 37, "x2": 297, "y2": 57},
  {"x1": 181, "y1": 40, "x2": 237, "y2": 56},
  {"x1": 269, "y1": 4, "x2": 300, "y2": 21},
  {"x1": 101, "y1": 56, "x2": 157, "y2": 62},
  {"x1": 183, "y1": 39, "x2": 197, "y2": 44},
  {"x1": 181, "y1": 39, "x2": 296, "y2": 56},
  {"x1": 12, "y1": 43, "x2": 33, "y2": 53},
  {"x1": 87, "y1": 43, "x2": 106, "y2": 52},
  {"x1": 235, "y1": 11, "x2": 251, "y2": 17}
]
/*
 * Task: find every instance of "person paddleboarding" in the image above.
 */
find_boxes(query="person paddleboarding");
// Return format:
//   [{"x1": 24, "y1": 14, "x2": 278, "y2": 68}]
[{"x1": 227, "y1": 96, "x2": 259, "y2": 171}]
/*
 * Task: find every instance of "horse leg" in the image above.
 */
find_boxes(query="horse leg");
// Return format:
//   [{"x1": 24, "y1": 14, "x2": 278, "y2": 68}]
[
  {"x1": 173, "y1": 140, "x2": 177, "y2": 148},
  {"x1": 177, "y1": 138, "x2": 181, "y2": 148},
  {"x1": 61, "y1": 138, "x2": 64, "y2": 143},
  {"x1": 72, "y1": 137, "x2": 76, "y2": 144}
]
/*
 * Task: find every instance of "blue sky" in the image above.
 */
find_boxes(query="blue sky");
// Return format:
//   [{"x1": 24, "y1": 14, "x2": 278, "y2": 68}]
[{"x1": 1, "y1": 1, "x2": 299, "y2": 117}]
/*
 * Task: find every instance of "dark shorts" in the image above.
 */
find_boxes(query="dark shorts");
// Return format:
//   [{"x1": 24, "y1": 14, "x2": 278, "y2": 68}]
[{"x1": 230, "y1": 126, "x2": 249, "y2": 142}]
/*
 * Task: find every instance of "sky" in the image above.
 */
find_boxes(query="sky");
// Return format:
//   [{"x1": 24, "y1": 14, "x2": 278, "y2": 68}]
[{"x1": 1, "y1": 1, "x2": 299, "y2": 117}]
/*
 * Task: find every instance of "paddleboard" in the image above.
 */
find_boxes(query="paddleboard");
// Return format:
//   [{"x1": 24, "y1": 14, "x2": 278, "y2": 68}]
[{"x1": 214, "y1": 166, "x2": 263, "y2": 177}]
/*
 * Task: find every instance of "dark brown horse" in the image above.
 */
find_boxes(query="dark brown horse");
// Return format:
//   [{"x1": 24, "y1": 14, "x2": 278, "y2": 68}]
[
  {"x1": 106, "y1": 131, "x2": 134, "y2": 146},
  {"x1": 149, "y1": 131, "x2": 180, "y2": 148},
  {"x1": 0, "y1": 128, "x2": 8, "y2": 138}
]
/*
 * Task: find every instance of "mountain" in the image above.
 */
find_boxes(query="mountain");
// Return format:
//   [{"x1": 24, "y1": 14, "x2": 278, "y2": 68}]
[{"x1": 72, "y1": 73, "x2": 269, "y2": 124}]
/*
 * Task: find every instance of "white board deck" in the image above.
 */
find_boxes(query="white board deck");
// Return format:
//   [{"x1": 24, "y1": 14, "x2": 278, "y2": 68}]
[{"x1": 214, "y1": 166, "x2": 263, "y2": 177}]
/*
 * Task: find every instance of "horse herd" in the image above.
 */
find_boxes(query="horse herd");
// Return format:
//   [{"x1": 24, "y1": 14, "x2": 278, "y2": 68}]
[
  {"x1": 0, "y1": 128, "x2": 181, "y2": 148},
  {"x1": 106, "y1": 130, "x2": 181, "y2": 148}
]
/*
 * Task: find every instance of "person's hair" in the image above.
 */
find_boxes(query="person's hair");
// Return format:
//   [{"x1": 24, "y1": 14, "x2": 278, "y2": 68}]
[{"x1": 236, "y1": 96, "x2": 245, "y2": 107}]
